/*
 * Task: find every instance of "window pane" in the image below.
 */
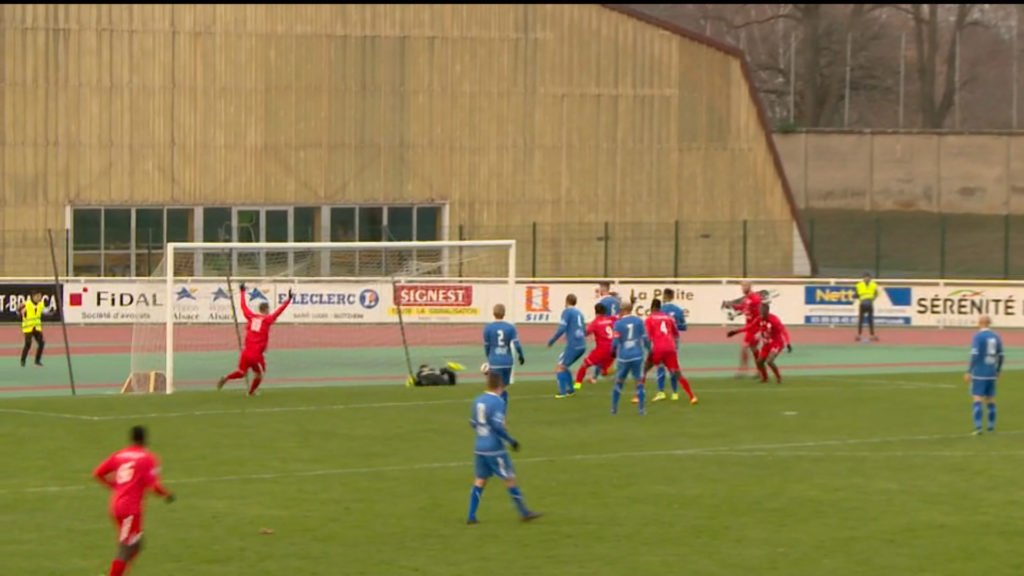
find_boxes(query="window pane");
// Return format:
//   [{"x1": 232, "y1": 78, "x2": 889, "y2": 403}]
[
  {"x1": 294, "y1": 207, "x2": 319, "y2": 242},
  {"x1": 167, "y1": 209, "x2": 193, "y2": 243},
  {"x1": 135, "y1": 208, "x2": 164, "y2": 249},
  {"x1": 103, "y1": 252, "x2": 132, "y2": 277},
  {"x1": 203, "y1": 207, "x2": 232, "y2": 242},
  {"x1": 330, "y1": 207, "x2": 356, "y2": 242},
  {"x1": 416, "y1": 206, "x2": 441, "y2": 241},
  {"x1": 237, "y1": 209, "x2": 260, "y2": 243},
  {"x1": 104, "y1": 209, "x2": 132, "y2": 250},
  {"x1": 73, "y1": 209, "x2": 102, "y2": 250},
  {"x1": 135, "y1": 252, "x2": 163, "y2": 277},
  {"x1": 72, "y1": 252, "x2": 102, "y2": 277},
  {"x1": 387, "y1": 207, "x2": 414, "y2": 241},
  {"x1": 358, "y1": 206, "x2": 384, "y2": 242},
  {"x1": 266, "y1": 210, "x2": 289, "y2": 242}
]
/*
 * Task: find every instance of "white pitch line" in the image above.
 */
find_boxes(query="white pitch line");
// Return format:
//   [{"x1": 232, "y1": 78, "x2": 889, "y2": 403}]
[
  {"x1": 2, "y1": 429, "x2": 1018, "y2": 497},
  {"x1": 0, "y1": 408, "x2": 99, "y2": 421}
]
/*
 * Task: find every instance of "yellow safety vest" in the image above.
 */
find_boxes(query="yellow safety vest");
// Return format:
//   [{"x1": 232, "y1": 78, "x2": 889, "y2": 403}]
[
  {"x1": 856, "y1": 280, "x2": 878, "y2": 302},
  {"x1": 22, "y1": 301, "x2": 43, "y2": 333}
]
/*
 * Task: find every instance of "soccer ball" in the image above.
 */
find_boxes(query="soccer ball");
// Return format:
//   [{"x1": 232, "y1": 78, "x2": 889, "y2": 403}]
[{"x1": 480, "y1": 362, "x2": 490, "y2": 375}]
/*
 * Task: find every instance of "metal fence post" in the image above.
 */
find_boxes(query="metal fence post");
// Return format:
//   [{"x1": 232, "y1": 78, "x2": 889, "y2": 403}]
[
  {"x1": 1004, "y1": 214, "x2": 1011, "y2": 279},
  {"x1": 808, "y1": 218, "x2": 816, "y2": 274},
  {"x1": 939, "y1": 216, "x2": 947, "y2": 279},
  {"x1": 874, "y1": 216, "x2": 881, "y2": 278},
  {"x1": 531, "y1": 221, "x2": 538, "y2": 278},
  {"x1": 673, "y1": 220, "x2": 680, "y2": 277},
  {"x1": 603, "y1": 221, "x2": 610, "y2": 277},
  {"x1": 742, "y1": 220, "x2": 749, "y2": 278}
]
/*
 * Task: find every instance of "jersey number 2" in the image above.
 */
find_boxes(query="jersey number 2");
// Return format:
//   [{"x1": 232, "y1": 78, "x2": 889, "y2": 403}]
[{"x1": 496, "y1": 330, "x2": 506, "y2": 347}]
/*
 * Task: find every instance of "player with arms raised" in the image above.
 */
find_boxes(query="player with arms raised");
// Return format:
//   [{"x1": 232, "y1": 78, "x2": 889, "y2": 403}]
[
  {"x1": 467, "y1": 371, "x2": 542, "y2": 524},
  {"x1": 574, "y1": 303, "x2": 616, "y2": 390},
  {"x1": 641, "y1": 299, "x2": 697, "y2": 405},
  {"x1": 547, "y1": 294, "x2": 586, "y2": 399},
  {"x1": 483, "y1": 303, "x2": 525, "y2": 406},
  {"x1": 93, "y1": 425, "x2": 175, "y2": 576},
  {"x1": 217, "y1": 283, "x2": 293, "y2": 396},
  {"x1": 611, "y1": 301, "x2": 647, "y2": 415}
]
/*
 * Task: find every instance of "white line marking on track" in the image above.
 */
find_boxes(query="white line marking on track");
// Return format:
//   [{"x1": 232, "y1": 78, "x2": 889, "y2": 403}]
[
  {"x1": 3, "y1": 429, "x2": 1019, "y2": 496},
  {"x1": 0, "y1": 408, "x2": 99, "y2": 421}
]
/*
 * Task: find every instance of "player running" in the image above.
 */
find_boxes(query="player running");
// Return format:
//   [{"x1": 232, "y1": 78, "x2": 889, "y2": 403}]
[
  {"x1": 93, "y1": 425, "x2": 175, "y2": 576},
  {"x1": 547, "y1": 294, "x2": 586, "y2": 399},
  {"x1": 729, "y1": 303, "x2": 792, "y2": 383},
  {"x1": 966, "y1": 315, "x2": 1003, "y2": 435},
  {"x1": 483, "y1": 303, "x2": 525, "y2": 406},
  {"x1": 641, "y1": 299, "x2": 698, "y2": 405},
  {"x1": 467, "y1": 371, "x2": 542, "y2": 524},
  {"x1": 217, "y1": 283, "x2": 293, "y2": 396},
  {"x1": 725, "y1": 282, "x2": 763, "y2": 377},
  {"x1": 574, "y1": 303, "x2": 616, "y2": 389},
  {"x1": 611, "y1": 301, "x2": 647, "y2": 415},
  {"x1": 654, "y1": 288, "x2": 687, "y2": 401}
]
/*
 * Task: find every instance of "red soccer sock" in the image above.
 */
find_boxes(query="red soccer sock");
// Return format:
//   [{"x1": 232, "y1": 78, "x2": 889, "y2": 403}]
[
  {"x1": 756, "y1": 362, "x2": 768, "y2": 382},
  {"x1": 248, "y1": 375, "x2": 263, "y2": 396},
  {"x1": 574, "y1": 363, "x2": 591, "y2": 384},
  {"x1": 739, "y1": 347, "x2": 750, "y2": 371},
  {"x1": 110, "y1": 559, "x2": 127, "y2": 576},
  {"x1": 225, "y1": 370, "x2": 245, "y2": 381},
  {"x1": 769, "y1": 363, "x2": 781, "y2": 382},
  {"x1": 677, "y1": 374, "x2": 695, "y2": 400}
]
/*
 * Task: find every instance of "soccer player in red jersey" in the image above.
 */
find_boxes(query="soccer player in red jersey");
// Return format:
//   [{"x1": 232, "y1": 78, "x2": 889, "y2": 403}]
[
  {"x1": 728, "y1": 303, "x2": 792, "y2": 383},
  {"x1": 93, "y1": 425, "x2": 175, "y2": 576},
  {"x1": 574, "y1": 303, "x2": 617, "y2": 389},
  {"x1": 727, "y1": 282, "x2": 763, "y2": 377},
  {"x1": 217, "y1": 283, "x2": 294, "y2": 396},
  {"x1": 641, "y1": 299, "x2": 697, "y2": 404}
]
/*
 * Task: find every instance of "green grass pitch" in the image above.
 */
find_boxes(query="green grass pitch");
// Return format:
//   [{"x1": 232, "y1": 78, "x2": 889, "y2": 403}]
[{"x1": 2, "y1": 372, "x2": 1023, "y2": 575}]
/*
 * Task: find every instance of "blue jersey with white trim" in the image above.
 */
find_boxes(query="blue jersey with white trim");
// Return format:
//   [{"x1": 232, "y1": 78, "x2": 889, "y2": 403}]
[
  {"x1": 969, "y1": 329, "x2": 1004, "y2": 381},
  {"x1": 598, "y1": 295, "x2": 622, "y2": 317},
  {"x1": 613, "y1": 315, "x2": 647, "y2": 362},
  {"x1": 661, "y1": 302, "x2": 687, "y2": 336},
  {"x1": 470, "y1": 392, "x2": 515, "y2": 455},
  {"x1": 483, "y1": 321, "x2": 523, "y2": 368},
  {"x1": 549, "y1": 307, "x2": 587, "y2": 350}
]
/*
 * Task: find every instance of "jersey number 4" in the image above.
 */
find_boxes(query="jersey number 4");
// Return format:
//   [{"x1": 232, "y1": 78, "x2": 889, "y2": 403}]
[
  {"x1": 659, "y1": 321, "x2": 669, "y2": 335},
  {"x1": 476, "y1": 403, "x2": 490, "y2": 436},
  {"x1": 250, "y1": 318, "x2": 264, "y2": 332}
]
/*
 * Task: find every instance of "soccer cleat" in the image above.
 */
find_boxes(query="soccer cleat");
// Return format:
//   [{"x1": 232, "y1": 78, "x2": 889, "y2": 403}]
[
  {"x1": 671, "y1": 393, "x2": 680, "y2": 401},
  {"x1": 690, "y1": 396, "x2": 699, "y2": 405},
  {"x1": 973, "y1": 429, "x2": 983, "y2": 436},
  {"x1": 466, "y1": 518, "x2": 479, "y2": 525},
  {"x1": 588, "y1": 377, "x2": 597, "y2": 385},
  {"x1": 555, "y1": 393, "x2": 569, "y2": 399},
  {"x1": 521, "y1": 511, "x2": 543, "y2": 523},
  {"x1": 574, "y1": 382, "x2": 582, "y2": 391},
  {"x1": 34, "y1": 361, "x2": 43, "y2": 367},
  {"x1": 19, "y1": 359, "x2": 25, "y2": 367},
  {"x1": 217, "y1": 376, "x2": 228, "y2": 390},
  {"x1": 652, "y1": 392, "x2": 667, "y2": 403},
  {"x1": 630, "y1": 395, "x2": 639, "y2": 404}
]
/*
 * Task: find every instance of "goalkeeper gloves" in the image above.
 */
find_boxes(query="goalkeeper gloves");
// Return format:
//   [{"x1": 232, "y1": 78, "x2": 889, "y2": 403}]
[
  {"x1": 786, "y1": 344, "x2": 793, "y2": 353},
  {"x1": 727, "y1": 330, "x2": 740, "y2": 338},
  {"x1": 510, "y1": 440, "x2": 520, "y2": 452},
  {"x1": 287, "y1": 288, "x2": 294, "y2": 299},
  {"x1": 518, "y1": 355, "x2": 525, "y2": 366},
  {"x1": 165, "y1": 493, "x2": 177, "y2": 504}
]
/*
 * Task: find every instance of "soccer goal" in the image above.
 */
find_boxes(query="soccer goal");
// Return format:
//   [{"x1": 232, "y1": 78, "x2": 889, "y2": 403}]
[{"x1": 126, "y1": 240, "x2": 516, "y2": 394}]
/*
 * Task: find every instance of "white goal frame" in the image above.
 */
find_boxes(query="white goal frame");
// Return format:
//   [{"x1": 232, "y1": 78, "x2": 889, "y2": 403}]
[{"x1": 162, "y1": 240, "x2": 517, "y2": 392}]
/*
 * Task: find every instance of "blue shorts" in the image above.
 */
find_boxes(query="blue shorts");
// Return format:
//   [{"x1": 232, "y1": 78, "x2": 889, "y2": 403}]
[
  {"x1": 615, "y1": 359, "x2": 643, "y2": 382},
  {"x1": 489, "y1": 367, "x2": 512, "y2": 386},
  {"x1": 971, "y1": 379, "x2": 996, "y2": 398},
  {"x1": 474, "y1": 452, "x2": 515, "y2": 480},
  {"x1": 559, "y1": 347, "x2": 586, "y2": 368}
]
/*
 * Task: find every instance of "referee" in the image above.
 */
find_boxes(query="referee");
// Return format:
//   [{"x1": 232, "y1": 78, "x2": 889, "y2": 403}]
[
  {"x1": 855, "y1": 272, "x2": 879, "y2": 343},
  {"x1": 18, "y1": 290, "x2": 46, "y2": 367}
]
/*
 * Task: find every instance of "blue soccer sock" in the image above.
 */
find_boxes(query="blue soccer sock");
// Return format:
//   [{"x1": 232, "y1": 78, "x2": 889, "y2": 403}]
[
  {"x1": 468, "y1": 485, "x2": 483, "y2": 521},
  {"x1": 501, "y1": 389, "x2": 509, "y2": 408},
  {"x1": 656, "y1": 367, "x2": 666, "y2": 392},
  {"x1": 559, "y1": 371, "x2": 572, "y2": 395},
  {"x1": 611, "y1": 381, "x2": 623, "y2": 413},
  {"x1": 507, "y1": 486, "x2": 530, "y2": 517},
  {"x1": 972, "y1": 401, "x2": 983, "y2": 430},
  {"x1": 556, "y1": 371, "x2": 566, "y2": 395},
  {"x1": 988, "y1": 403, "x2": 997, "y2": 430},
  {"x1": 636, "y1": 384, "x2": 646, "y2": 413},
  {"x1": 670, "y1": 373, "x2": 679, "y2": 393}
]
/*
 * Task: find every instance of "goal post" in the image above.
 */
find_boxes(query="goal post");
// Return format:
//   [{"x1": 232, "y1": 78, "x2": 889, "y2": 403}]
[{"x1": 129, "y1": 240, "x2": 516, "y2": 394}]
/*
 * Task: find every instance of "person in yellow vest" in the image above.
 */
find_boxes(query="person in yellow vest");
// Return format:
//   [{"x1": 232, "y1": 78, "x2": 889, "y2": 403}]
[
  {"x1": 855, "y1": 272, "x2": 880, "y2": 343},
  {"x1": 19, "y1": 290, "x2": 47, "y2": 367}
]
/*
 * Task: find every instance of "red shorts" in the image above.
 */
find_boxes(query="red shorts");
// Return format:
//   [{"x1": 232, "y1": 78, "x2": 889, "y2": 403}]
[
  {"x1": 758, "y1": 341, "x2": 784, "y2": 360},
  {"x1": 743, "y1": 330, "x2": 759, "y2": 347},
  {"x1": 584, "y1": 349, "x2": 615, "y2": 372},
  {"x1": 112, "y1": 512, "x2": 143, "y2": 546},
  {"x1": 647, "y1": 349, "x2": 680, "y2": 372},
  {"x1": 239, "y1": 351, "x2": 266, "y2": 374}
]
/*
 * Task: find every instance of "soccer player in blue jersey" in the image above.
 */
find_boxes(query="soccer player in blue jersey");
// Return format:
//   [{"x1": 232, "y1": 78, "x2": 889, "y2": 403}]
[
  {"x1": 483, "y1": 304, "x2": 525, "y2": 406},
  {"x1": 966, "y1": 315, "x2": 1003, "y2": 435},
  {"x1": 597, "y1": 282, "x2": 622, "y2": 317},
  {"x1": 654, "y1": 288, "x2": 688, "y2": 402},
  {"x1": 467, "y1": 372, "x2": 542, "y2": 524},
  {"x1": 547, "y1": 294, "x2": 587, "y2": 398},
  {"x1": 611, "y1": 301, "x2": 648, "y2": 415}
]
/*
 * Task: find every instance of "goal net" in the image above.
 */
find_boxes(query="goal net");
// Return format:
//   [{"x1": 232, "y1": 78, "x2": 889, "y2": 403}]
[{"x1": 127, "y1": 240, "x2": 516, "y2": 394}]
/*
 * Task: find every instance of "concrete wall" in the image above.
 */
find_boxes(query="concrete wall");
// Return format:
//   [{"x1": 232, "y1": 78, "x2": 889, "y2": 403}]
[
  {"x1": 0, "y1": 4, "x2": 800, "y2": 278},
  {"x1": 776, "y1": 132, "x2": 1024, "y2": 214}
]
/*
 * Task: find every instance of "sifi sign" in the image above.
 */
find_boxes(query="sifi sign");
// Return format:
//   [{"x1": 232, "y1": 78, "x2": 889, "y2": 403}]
[{"x1": 523, "y1": 285, "x2": 552, "y2": 322}]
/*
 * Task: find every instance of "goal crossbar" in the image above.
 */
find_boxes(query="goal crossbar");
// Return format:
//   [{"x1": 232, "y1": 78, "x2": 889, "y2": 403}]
[{"x1": 161, "y1": 240, "x2": 517, "y2": 393}]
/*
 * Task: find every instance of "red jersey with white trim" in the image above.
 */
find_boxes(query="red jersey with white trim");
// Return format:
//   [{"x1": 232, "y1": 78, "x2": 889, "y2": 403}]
[
  {"x1": 587, "y1": 316, "x2": 617, "y2": 354},
  {"x1": 733, "y1": 291, "x2": 763, "y2": 321},
  {"x1": 93, "y1": 446, "x2": 168, "y2": 516},
  {"x1": 645, "y1": 311, "x2": 679, "y2": 352},
  {"x1": 240, "y1": 293, "x2": 291, "y2": 355},
  {"x1": 760, "y1": 313, "x2": 790, "y2": 346}
]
